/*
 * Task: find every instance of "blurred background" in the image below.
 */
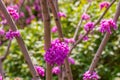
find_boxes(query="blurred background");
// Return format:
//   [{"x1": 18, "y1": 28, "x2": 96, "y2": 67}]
[{"x1": 0, "y1": 0, "x2": 120, "y2": 80}]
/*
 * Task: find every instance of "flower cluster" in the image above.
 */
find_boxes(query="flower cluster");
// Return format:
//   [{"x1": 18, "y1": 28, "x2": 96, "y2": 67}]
[
  {"x1": 83, "y1": 71, "x2": 99, "y2": 80},
  {"x1": 0, "y1": 74, "x2": 2, "y2": 80},
  {"x1": 52, "y1": 66, "x2": 61, "y2": 75},
  {"x1": 68, "y1": 57, "x2": 75, "y2": 64},
  {"x1": 51, "y1": 26, "x2": 58, "y2": 33},
  {"x1": 82, "y1": 13, "x2": 90, "y2": 20},
  {"x1": 35, "y1": 66, "x2": 45, "y2": 77},
  {"x1": 6, "y1": 30, "x2": 20, "y2": 40},
  {"x1": 58, "y1": 12, "x2": 66, "y2": 18},
  {"x1": 44, "y1": 39, "x2": 69, "y2": 65},
  {"x1": 0, "y1": 29, "x2": 5, "y2": 36},
  {"x1": 99, "y1": 1, "x2": 110, "y2": 10},
  {"x1": 7, "y1": 5, "x2": 19, "y2": 20},
  {"x1": 64, "y1": 38, "x2": 75, "y2": 44},
  {"x1": 79, "y1": 34, "x2": 89, "y2": 41},
  {"x1": 84, "y1": 22, "x2": 94, "y2": 32},
  {"x1": 99, "y1": 19, "x2": 117, "y2": 34}
]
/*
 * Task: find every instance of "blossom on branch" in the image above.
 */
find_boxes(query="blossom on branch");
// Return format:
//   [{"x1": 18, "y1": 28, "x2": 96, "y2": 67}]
[
  {"x1": 84, "y1": 22, "x2": 94, "y2": 32},
  {"x1": 99, "y1": 1, "x2": 110, "y2": 10},
  {"x1": 82, "y1": 13, "x2": 90, "y2": 20},
  {"x1": 83, "y1": 70, "x2": 99, "y2": 80},
  {"x1": 57, "y1": 12, "x2": 66, "y2": 18},
  {"x1": 51, "y1": 26, "x2": 58, "y2": 33},
  {"x1": 44, "y1": 39, "x2": 69, "y2": 65},
  {"x1": 35, "y1": 66, "x2": 45, "y2": 77},
  {"x1": 52, "y1": 66, "x2": 61, "y2": 75},
  {"x1": 99, "y1": 19, "x2": 117, "y2": 34}
]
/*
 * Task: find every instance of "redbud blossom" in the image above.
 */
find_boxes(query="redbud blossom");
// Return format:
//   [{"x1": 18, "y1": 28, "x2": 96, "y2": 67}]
[
  {"x1": 6, "y1": 30, "x2": 20, "y2": 40},
  {"x1": 83, "y1": 71, "x2": 99, "y2": 80},
  {"x1": 35, "y1": 66, "x2": 45, "y2": 77},
  {"x1": 0, "y1": 74, "x2": 2, "y2": 80},
  {"x1": 51, "y1": 26, "x2": 58, "y2": 33},
  {"x1": 58, "y1": 12, "x2": 66, "y2": 18},
  {"x1": 99, "y1": 19, "x2": 117, "y2": 34},
  {"x1": 82, "y1": 13, "x2": 90, "y2": 20},
  {"x1": 68, "y1": 57, "x2": 75, "y2": 64},
  {"x1": 0, "y1": 29, "x2": 5, "y2": 36},
  {"x1": 52, "y1": 66, "x2": 61, "y2": 75},
  {"x1": 99, "y1": 1, "x2": 110, "y2": 10},
  {"x1": 79, "y1": 34, "x2": 89, "y2": 41},
  {"x1": 44, "y1": 39, "x2": 69, "y2": 65},
  {"x1": 64, "y1": 38, "x2": 75, "y2": 44},
  {"x1": 7, "y1": 5, "x2": 19, "y2": 20},
  {"x1": 84, "y1": 22, "x2": 94, "y2": 32}
]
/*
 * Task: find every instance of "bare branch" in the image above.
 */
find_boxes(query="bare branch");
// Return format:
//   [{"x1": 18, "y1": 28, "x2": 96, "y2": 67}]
[
  {"x1": 40, "y1": 0, "x2": 52, "y2": 80},
  {"x1": 0, "y1": 0, "x2": 40, "y2": 79},
  {"x1": 89, "y1": 0, "x2": 120, "y2": 72}
]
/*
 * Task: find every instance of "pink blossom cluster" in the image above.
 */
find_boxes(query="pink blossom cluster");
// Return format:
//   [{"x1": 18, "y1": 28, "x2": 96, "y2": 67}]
[
  {"x1": 84, "y1": 22, "x2": 94, "y2": 32},
  {"x1": 79, "y1": 34, "x2": 89, "y2": 41},
  {"x1": 99, "y1": 19, "x2": 117, "y2": 34},
  {"x1": 64, "y1": 38, "x2": 75, "y2": 44},
  {"x1": 0, "y1": 29, "x2": 5, "y2": 36},
  {"x1": 51, "y1": 26, "x2": 58, "y2": 33},
  {"x1": 82, "y1": 13, "x2": 90, "y2": 20},
  {"x1": 52, "y1": 66, "x2": 61, "y2": 75},
  {"x1": 58, "y1": 12, "x2": 66, "y2": 18},
  {"x1": 6, "y1": 30, "x2": 20, "y2": 40},
  {"x1": 83, "y1": 71, "x2": 99, "y2": 80},
  {"x1": 7, "y1": 5, "x2": 19, "y2": 20},
  {"x1": 68, "y1": 57, "x2": 75, "y2": 64},
  {"x1": 99, "y1": 1, "x2": 110, "y2": 10},
  {"x1": 0, "y1": 74, "x2": 2, "y2": 80},
  {"x1": 44, "y1": 39, "x2": 69, "y2": 65},
  {"x1": 35, "y1": 66, "x2": 45, "y2": 77}
]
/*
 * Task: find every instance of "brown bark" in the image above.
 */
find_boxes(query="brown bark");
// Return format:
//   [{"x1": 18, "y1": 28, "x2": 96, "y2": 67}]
[
  {"x1": 40, "y1": 0, "x2": 52, "y2": 80},
  {"x1": 0, "y1": 0, "x2": 40, "y2": 79},
  {"x1": 89, "y1": 0, "x2": 120, "y2": 72}
]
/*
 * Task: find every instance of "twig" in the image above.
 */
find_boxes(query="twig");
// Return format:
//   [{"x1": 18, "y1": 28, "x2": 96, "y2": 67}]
[
  {"x1": 73, "y1": 2, "x2": 92, "y2": 41},
  {"x1": 48, "y1": 0, "x2": 64, "y2": 40},
  {"x1": 48, "y1": 0, "x2": 73, "y2": 80},
  {"x1": 40, "y1": 0, "x2": 52, "y2": 80},
  {"x1": 1, "y1": 40, "x2": 11, "y2": 61},
  {"x1": 70, "y1": 0, "x2": 116, "y2": 55},
  {"x1": 89, "y1": 0, "x2": 120, "y2": 72},
  {"x1": 0, "y1": 59, "x2": 4, "y2": 78},
  {"x1": 0, "y1": 0, "x2": 40, "y2": 79}
]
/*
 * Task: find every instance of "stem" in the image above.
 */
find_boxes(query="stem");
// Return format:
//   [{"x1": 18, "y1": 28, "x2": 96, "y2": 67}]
[
  {"x1": 89, "y1": 0, "x2": 120, "y2": 72},
  {"x1": 48, "y1": 0, "x2": 64, "y2": 40},
  {"x1": 0, "y1": 1, "x2": 40, "y2": 79},
  {"x1": 1, "y1": 40, "x2": 12, "y2": 61},
  {"x1": 48, "y1": 0, "x2": 73, "y2": 80},
  {"x1": 73, "y1": 2, "x2": 91, "y2": 41},
  {"x1": 70, "y1": 0, "x2": 116, "y2": 55},
  {"x1": 40, "y1": 0, "x2": 52, "y2": 80},
  {"x1": 0, "y1": 59, "x2": 4, "y2": 78}
]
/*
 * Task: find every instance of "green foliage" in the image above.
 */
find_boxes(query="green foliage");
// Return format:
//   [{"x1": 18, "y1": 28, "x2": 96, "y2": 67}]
[{"x1": 0, "y1": 0, "x2": 120, "y2": 80}]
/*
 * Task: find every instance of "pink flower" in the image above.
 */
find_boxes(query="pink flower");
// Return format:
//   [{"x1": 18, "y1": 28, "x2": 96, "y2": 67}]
[
  {"x1": 7, "y1": 5, "x2": 19, "y2": 20},
  {"x1": 0, "y1": 19, "x2": 7, "y2": 25},
  {"x1": 0, "y1": 29, "x2": 5, "y2": 36},
  {"x1": 35, "y1": 66, "x2": 45, "y2": 77},
  {"x1": 84, "y1": 22, "x2": 94, "y2": 32},
  {"x1": 51, "y1": 26, "x2": 58, "y2": 33},
  {"x1": 99, "y1": 19, "x2": 117, "y2": 34},
  {"x1": 78, "y1": 34, "x2": 89, "y2": 41},
  {"x1": 64, "y1": 38, "x2": 75, "y2": 44},
  {"x1": 82, "y1": 13, "x2": 90, "y2": 20},
  {"x1": 68, "y1": 57, "x2": 75, "y2": 64},
  {"x1": 6, "y1": 30, "x2": 20, "y2": 40},
  {"x1": 83, "y1": 71, "x2": 99, "y2": 80},
  {"x1": 58, "y1": 12, "x2": 66, "y2": 18},
  {"x1": 52, "y1": 66, "x2": 61, "y2": 75},
  {"x1": 99, "y1": 1, "x2": 110, "y2": 10},
  {"x1": 0, "y1": 74, "x2": 2, "y2": 80}
]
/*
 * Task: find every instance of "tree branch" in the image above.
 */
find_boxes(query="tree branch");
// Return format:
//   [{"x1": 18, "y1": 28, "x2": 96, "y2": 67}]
[
  {"x1": 40, "y1": 0, "x2": 52, "y2": 80},
  {"x1": 73, "y1": 2, "x2": 92, "y2": 41},
  {"x1": 89, "y1": 0, "x2": 120, "y2": 72},
  {"x1": 0, "y1": 0, "x2": 40, "y2": 79},
  {"x1": 70, "y1": 0, "x2": 116, "y2": 55}
]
